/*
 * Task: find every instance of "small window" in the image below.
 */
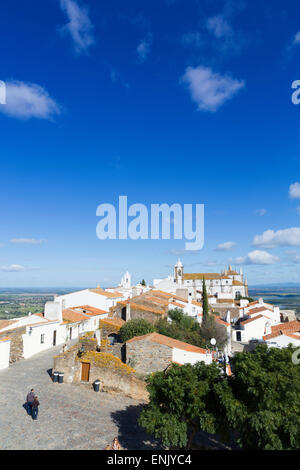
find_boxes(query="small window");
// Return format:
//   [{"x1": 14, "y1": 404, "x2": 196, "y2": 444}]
[{"x1": 41, "y1": 334, "x2": 45, "y2": 344}]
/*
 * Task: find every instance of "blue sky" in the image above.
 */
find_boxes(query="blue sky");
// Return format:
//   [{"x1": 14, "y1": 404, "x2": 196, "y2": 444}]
[{"x1": 1, "y1": 0, "x2": 300, "y2": 287}]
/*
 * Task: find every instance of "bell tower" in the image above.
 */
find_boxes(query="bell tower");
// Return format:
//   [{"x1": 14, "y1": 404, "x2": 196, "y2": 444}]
[{"x1": 174, "y1": 259, "x2": 184, "y2": 285}]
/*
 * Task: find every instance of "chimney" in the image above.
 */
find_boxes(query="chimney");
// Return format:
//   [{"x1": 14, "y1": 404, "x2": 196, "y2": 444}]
[{"x1": 44, "y1": 301, "x2": 62, "y2": 322}]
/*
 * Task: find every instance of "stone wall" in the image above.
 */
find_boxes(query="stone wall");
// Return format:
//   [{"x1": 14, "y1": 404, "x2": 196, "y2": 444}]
[
  {"x1": 126, "y1": 339, "x2": 172, "y2": 375},
  {"x1": 211, "y1": 305, "x2": 240, "y2": 319},
  {"x1": 129, "y1": 307, "x2": 165, "y2": 325},
  {"x1": 0, "y1": 327, "x2": 25, "y2": 363},
  {"x1": 53, "y1": 347, "x2": 148, "y2": 402}
]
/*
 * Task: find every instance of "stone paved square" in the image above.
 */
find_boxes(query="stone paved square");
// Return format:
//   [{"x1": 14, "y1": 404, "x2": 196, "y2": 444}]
[{"x1": 0, "y1": 345, "x2": 160, "y2": 450}]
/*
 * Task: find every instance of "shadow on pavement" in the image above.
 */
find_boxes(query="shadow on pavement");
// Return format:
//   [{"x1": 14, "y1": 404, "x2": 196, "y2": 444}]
[{"x1": 110, "y1": 404, "x2": 162, "y2": 451}]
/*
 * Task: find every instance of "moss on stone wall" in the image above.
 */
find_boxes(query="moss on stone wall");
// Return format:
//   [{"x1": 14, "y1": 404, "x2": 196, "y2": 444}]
[{"x1": 79, "y1": 351, "x2": 135, "y2": 376}]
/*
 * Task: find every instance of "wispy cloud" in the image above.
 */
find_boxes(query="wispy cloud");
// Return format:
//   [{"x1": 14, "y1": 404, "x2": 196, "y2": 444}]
[
  {"x1": 0, "y1": 264, "x2": 25, "y2": 272},
  {"x1": 289, "y1": 182, "x2": 300, "y2": 199},
  {"x1": 10, "y1": 238, "x2": 47, "y2": 245},
  {"x1": 215, "y1": 241, "x2": 236, "y2": 251},
  {"x1": 0, "y1": 81, "x2": 61, "y2": 120},
  {"x1": 235, "y1": 250, "x2": 279, "y2": 265},
  {"x1": 59, "y1": 0, "x2": 95, "y2": 54},
  {"x1": 206, "y1": 15, "x2": 232, "y2": 39},
  {"x1": 137, "y1": 33, "x2": 152, "y2": 63},
  {"x1": 181, "y1": 66, "x2": 245, "y2": 112},
  {"x1": 252, "y1": 228, "x2": 300, "y2": 248},
  {"x1": 292, "y1": 31, "x2": 300, "y2": 47},
  {"x1": 255, "y1": 208, "x2": 267, "y2": 216}
]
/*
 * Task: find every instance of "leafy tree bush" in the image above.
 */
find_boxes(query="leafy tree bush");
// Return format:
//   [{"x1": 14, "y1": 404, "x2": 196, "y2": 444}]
[
  {"x1": 223, "y1": 345, "x2": 300, "y2": 450},
  {"x1": 139, "y1": 345, "x2": 300, "y2": 450},
  {"x1": 200, "y1": 315, "x2": 227, "y2": 349},
  {"x1": 119, "y1": 318, "x2": 155, "y2": 342},
  {"x1": 139, "y1": 361, "x2": 227, "y2": 449},
  {"x1": 155, "y1": 309, "x2": 207, "y2": 349}
]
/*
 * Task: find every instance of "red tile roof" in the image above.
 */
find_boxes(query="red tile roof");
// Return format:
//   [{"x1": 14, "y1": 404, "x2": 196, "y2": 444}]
[
  {"x1": 240, "y1": 314, "x2": 265, "y2": 325},
  {"x1": 127, "y1": 332, "x2": 208, "y2": 354},
  {"x1": 0, "y1": 319, "x2": 19, "y2": 331},
  {"x1": 73, "y1": 305, "x2": 109, "y2": 316},
  {"x1": 89, "y1": 288, "x2": 123, "y2": 298},
  {"x1": 263, "y1": 320, "x2": 300, "y2": 340}
]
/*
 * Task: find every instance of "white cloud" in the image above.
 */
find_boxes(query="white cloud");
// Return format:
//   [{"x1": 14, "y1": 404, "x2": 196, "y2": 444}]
[
  {"x1": 0, "y1": 264, "x2": 25, "y2": 272},
  {"x1": 206, "y1": 15, "x2": 232, "y2": 39},
  {"x1": 215, "y1": 241, "x2": 236, "y2": 251},
  {"x1": 10, "y1": 238, "x2": 47, "y2": 245},
  {"x1": 0, "y1": 81, "x2": 61, "y2": 120},
  {"x1": 137, "y1": 34, "x2": 152, "y2": 62},
  {"x1": 293, "y1": 31, "x2": 300, "y2": 45},
  {"x1": 289, "y1": 182, "x2": 300, "y2": 199},
  {"x1": 252, "y1": 227, "x2": 300, "y2": 248},
  {"x1": 59, "y1": 0, "x2": 95, "y2": 54},
  {"x1": 235, "y1": 250, "x2": 279, "y2": 265},
  {"x1": 255, "y1": 208, "x2": 267, "y2": 216},
  {"x1": 181, "y1": 66, "x2": 245, "y2": 112}
]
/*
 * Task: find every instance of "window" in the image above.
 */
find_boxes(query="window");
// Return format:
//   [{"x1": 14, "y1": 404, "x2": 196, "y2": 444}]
[{"x1": 41, "y1": 334, "x2": 45, "y2": 344}]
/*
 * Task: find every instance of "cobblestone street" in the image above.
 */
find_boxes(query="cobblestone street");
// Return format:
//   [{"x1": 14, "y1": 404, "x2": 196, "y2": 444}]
[{"x1": 0, "y1": 345, "x2": 160, "y2": 450}]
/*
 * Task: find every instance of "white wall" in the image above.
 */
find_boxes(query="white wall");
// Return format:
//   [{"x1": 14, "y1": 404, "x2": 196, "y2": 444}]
[
  {"x1": 22, "y1": 321, "x2": 66, "y2": 359},
  {"x1": 55, "y1": 289, "x2": 123, "y2": 311},
  {"x1": 266, "y1": 335, "x2": 300, "y2": 349},
  {"x1": 0, "y1": 339, "x2": 10, "y2": 370},
  {"x1": 172, "y1": 347, "x2": 212, "y2": 365}
]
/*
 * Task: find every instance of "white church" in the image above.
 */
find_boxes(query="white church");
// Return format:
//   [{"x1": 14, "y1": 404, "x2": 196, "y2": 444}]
[{"x1": 153, "y1": 260, "x2": 248, "y2": 303}]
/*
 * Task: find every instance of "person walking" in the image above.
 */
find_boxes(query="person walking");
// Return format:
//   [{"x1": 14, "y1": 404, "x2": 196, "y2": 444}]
[
  {"x1": 112, "y1": 437, "x2": 121, "y2": 450},
  {"x1": 31, "y1": 396, "x2": 40, "y2": 420},
  {"x1": 26, "y1": 389, "x2": 35, "y2": 415}
]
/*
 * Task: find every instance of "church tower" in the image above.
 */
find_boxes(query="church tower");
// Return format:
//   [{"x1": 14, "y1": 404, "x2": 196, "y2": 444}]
[{"x1": 174, "y1": 259, "x2": 184, "y2": 285}]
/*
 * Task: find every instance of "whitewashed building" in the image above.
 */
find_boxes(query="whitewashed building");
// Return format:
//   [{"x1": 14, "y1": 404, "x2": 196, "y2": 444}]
[{"x1": 154, "y1": 260, "x2": 248, "y2": 302}]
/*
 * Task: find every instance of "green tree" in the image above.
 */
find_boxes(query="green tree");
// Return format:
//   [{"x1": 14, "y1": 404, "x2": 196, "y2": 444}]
[
  {"x1": 119, "y1": 318, "x2": 155, "y2": 342},
  {"x1": 222, "y1": 345, "x2": 300, "y2": 450},
  {"x1": 139, "y1": 344, "x2": 300, "y2": 450},
  {"x1": 202, "y1": 278, "x2": 209, "y2": 321},
  {"x1": 139, "y1": 361, "x2": 228, "y2": 449},
  {"x1": 140, "y1": 279, "x2": 146, "y2": 286},
  {"x1": 199, "y1": 315, "x2": 227, "y2": 349},
  {"x1": 155, "y1": 310, "x2": 206, "y2": 349}
]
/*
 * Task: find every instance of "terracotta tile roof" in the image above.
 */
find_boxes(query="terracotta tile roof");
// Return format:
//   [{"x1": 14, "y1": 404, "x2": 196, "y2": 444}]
[
  {"x1": 73, "y1": 305, "x2": 109, "y2": 316},
  {"x1": 232, "y1": 280, "x2": 244, "y2": 286},
  {"x1": 240, "y1": 314, "x2": 264, "y2": 325},
  {"x1": 62, "y1": 309, "x2": 90, "y2": 323},
  {"x1": 89, "y1": 288, "x2": 123, "y2": 298},
  {"x1": 129, "y1": 302, "x2": 165, "y2": 315},
  {"x1": 170, "y1": 301, "x2": 185, "y2": 308},
  {"x1": 263, "y1": 320, "x2": 300, "y2": 340},
  {"x1": 100, "y1": 317, "x2": 125, "y2": 328},
  {"x1": 215, "y1": 317, "x2": 230, "y2": 327},
  {"x1": 183, "y1": 273, "x2": 224, "y2": 281},
  {"x1": 127, "y1": 332, "x2": 208, "y2": 354},
  {"x1": 0, "y1": 319, "x2": 19, "y2": 331},
  {"x1": 145, "y1": 296, "x2": 169, "y2": 306},
  {"x1": 150, "y1": 290, "x2": 173, "y2": 299},
  {"x1": 172, "y1": 294, "x2": 189, "y2": 303},
  {"x1": 248, "y1": 306, "x2": 273, "y2": 315}
]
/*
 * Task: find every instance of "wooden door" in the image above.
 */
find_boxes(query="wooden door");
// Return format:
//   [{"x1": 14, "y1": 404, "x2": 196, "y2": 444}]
[{"x1": 81, "y1": 362, "x2": 90, "y2": 382}]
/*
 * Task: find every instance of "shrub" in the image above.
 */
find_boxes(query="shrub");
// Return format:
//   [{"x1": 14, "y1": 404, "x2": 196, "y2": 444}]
[{"x1": 119, "y1": 318, "x2": 155, "y2": 342}]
